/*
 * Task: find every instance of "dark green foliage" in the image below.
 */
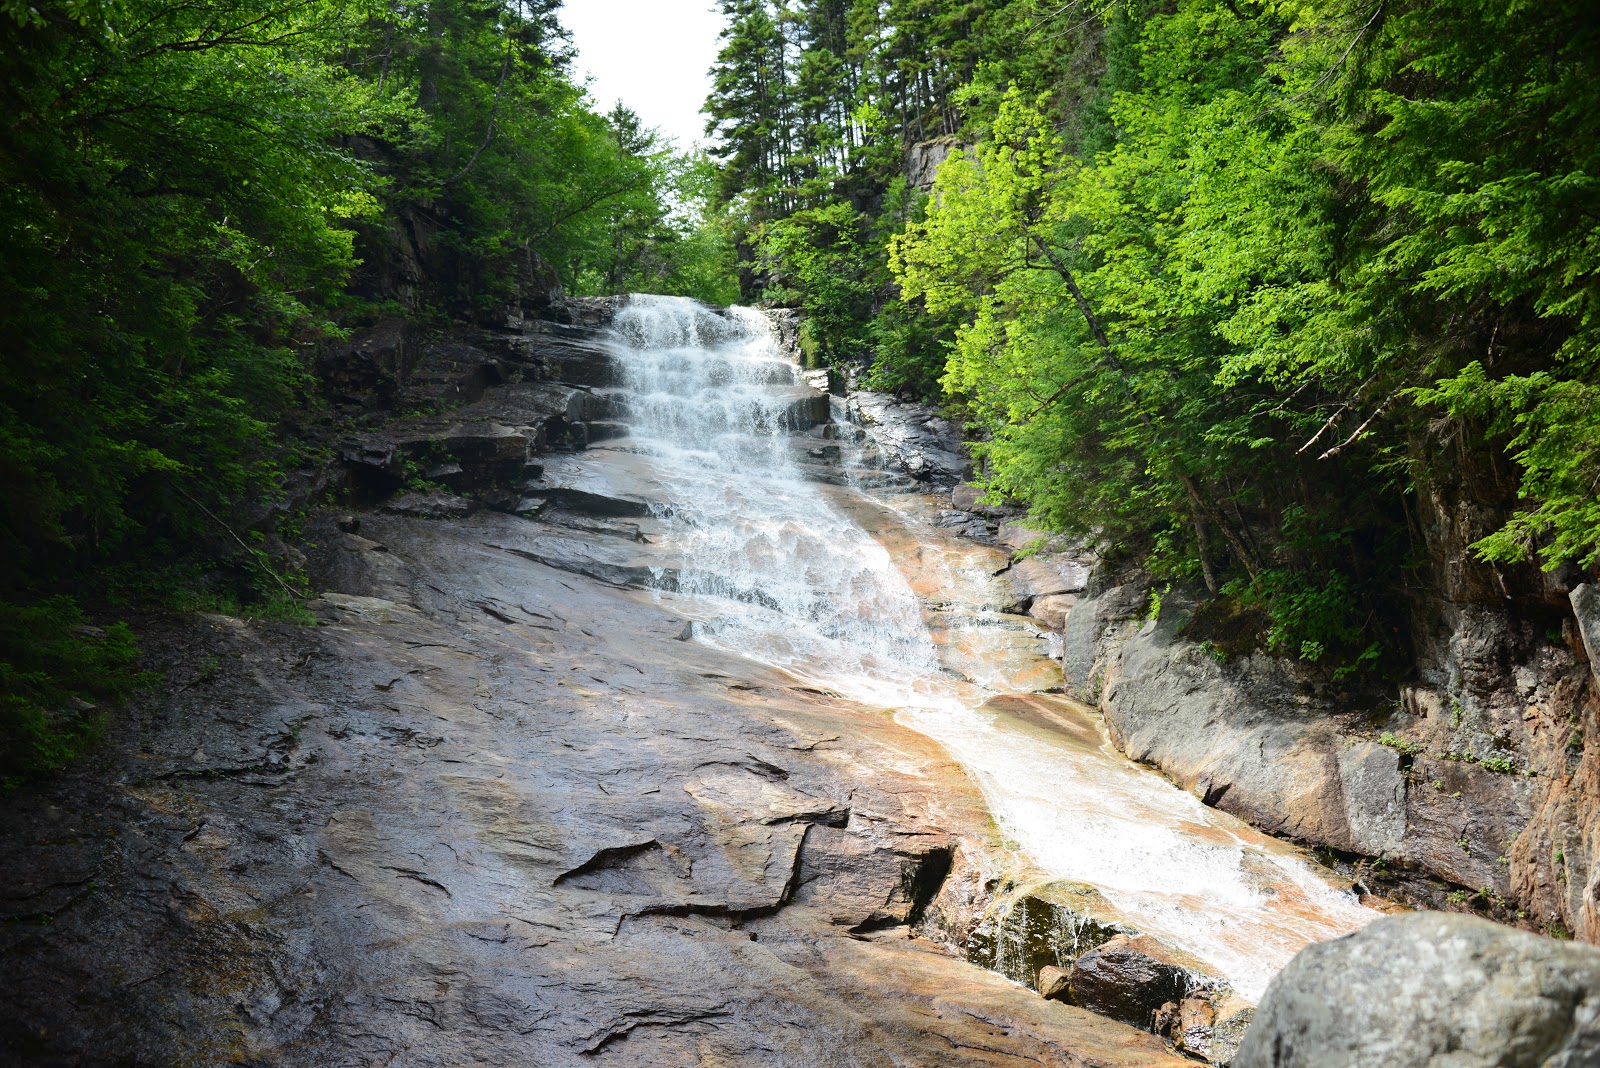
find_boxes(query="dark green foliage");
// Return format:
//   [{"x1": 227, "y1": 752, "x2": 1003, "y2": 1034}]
[
  {"x1": 704, "y1": 0, "x2": 1117, "y2": 375},
  {"x1": 0, "y1": 0, "x2": 736, "y2": 780},
  {"x1": 332, "y1": 0, "x2": 736, "y2": 308},
  {"x1": 757, "y1": 202, "x2": 878, "y2": 362},
  {"x1": 0, "y1": 0, "x2": 371, "y2": 583},
  {"x1": 573, "y1": 113, "x2": 741, "y2": 304},
  {"x1": 0, "y1": 597, "x2": 151, "y2": 789}
]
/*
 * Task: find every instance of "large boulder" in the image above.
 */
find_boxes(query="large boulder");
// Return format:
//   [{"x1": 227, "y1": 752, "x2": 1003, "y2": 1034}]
[
  {"x1": 1235, "y1": 912, "x2": 1600, "y2": 1067},
  {"x1": 1029, "y1": 593, "x2": 1078, "y2": 631},
  {"x1": 1085, "y1": 586, "x2": 1535, "y2": 894}
]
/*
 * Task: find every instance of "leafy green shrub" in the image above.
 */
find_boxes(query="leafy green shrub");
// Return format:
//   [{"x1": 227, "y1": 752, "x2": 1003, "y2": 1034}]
[
  {"x1": 1379, "y1": 732, "x2": 1422, "y2": 758},
  {"x1": 0, "y1": 597, "x2": 153, "y2": 789},
  {"x1": 169, "y1": 588, "x2": 316, "y2": 627},
  {"x1": 1223, "y1": 568, "x2": 1381, "y2": 674},
  {"x1": 756, "y1": 202, "x2": 880, "y2": 366}
]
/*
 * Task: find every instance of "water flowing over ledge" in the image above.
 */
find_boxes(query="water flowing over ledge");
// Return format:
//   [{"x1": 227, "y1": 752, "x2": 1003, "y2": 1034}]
[{"x1": 602, "y1": 294, "x2": 1378, "y2": 1002}]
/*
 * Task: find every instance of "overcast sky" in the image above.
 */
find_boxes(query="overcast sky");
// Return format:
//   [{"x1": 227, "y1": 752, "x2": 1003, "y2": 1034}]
[{"x1": 561, "y1": 0, "x2": 728, "y2": 151}]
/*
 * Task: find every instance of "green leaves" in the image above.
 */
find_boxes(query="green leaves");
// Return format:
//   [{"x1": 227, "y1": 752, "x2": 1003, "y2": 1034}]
[
  {"x1": 757, "y1": 200, "x2": 878, "y2": 361},
  {"x1": 1413, "y1": 368, "x2": 1600, "y2": 570},
  {"x1": 0, "y1": 596, "x2": 153, "y2": 789},
  {"x1": 0, "y1": 0, "x2": 377, "y2": 577},
  {"x1": 708, "y1": 0, "x2": 1596, "y2": 669},
  {"x1": 1, "y1": 0, "x2": 741, "y2": 785}
]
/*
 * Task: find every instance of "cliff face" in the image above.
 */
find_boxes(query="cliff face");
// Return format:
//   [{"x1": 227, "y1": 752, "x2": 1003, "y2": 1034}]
[
  {"x1": 929, "y1": 396, "x2": 1598, "y2": 936},
  {"x1": 1037, "y1": 477, "x2": 1600, "y2": 935}
]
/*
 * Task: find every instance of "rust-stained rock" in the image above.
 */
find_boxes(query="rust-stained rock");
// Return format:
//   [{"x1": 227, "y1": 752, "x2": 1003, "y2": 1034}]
[
  {"x1": 1038, "y1": 964, "x2": 1072, "y2": 1000},
  {"x1": 1174, "y1": 997, "x2": 1216, "y2": 1053},
  {"x1": 1029, "y1": 592, "x2": 1078, "y2": 631}
]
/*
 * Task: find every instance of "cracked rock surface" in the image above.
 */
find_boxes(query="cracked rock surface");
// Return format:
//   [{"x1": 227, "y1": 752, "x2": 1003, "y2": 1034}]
[{"x1": 1, "y1": 502, "x2": 1184, "y2": 1068}]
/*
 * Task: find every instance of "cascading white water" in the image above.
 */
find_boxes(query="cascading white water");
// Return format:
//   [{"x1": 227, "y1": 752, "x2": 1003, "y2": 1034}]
[
  {"x1": 606, "y1": 295, "x2": 941, "y2": 678},
  {"x1": 603, "y1": 294, "x2": 1376, "y2": 1000}
]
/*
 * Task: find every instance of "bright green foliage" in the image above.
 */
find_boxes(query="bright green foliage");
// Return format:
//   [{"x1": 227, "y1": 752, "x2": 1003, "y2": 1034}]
[
  {"x1": 758, "y1": 202, "x2": 878, "y2": 362},
  {"x1": 876, "y1": 0, "x2": 1599, "y2": 664},
  {"x1": 1414, "y1": 371, "x2": 1600, "y2": 570},
  {"x1": 571, "y1": 115, "x2": 741, "y2": 304},
  {"x1": 702, "y1": 0, "x2": 1098, "y2": 384},
  {"x1": 1336, "y1": 0, "x2": 1600, "y2": 570},
  {"x1": 710, "y1": 0, "x2": 1599, "y2": 665}
]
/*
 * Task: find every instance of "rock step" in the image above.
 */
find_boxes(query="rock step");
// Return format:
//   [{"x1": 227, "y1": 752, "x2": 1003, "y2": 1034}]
[{"x1": 963, "y1": 877, "x2": 1250, "y2": 1064}]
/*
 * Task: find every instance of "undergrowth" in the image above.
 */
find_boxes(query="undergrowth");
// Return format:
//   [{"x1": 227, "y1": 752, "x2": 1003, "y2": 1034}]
[{"x1": 0, "y1": 597, "x2": 156, "y2": 790}]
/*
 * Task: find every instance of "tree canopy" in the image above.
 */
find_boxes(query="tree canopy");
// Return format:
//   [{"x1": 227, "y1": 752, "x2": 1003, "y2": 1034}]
[{"x1": 708, "y1": 0, "x2": 1600, "y2": 669}]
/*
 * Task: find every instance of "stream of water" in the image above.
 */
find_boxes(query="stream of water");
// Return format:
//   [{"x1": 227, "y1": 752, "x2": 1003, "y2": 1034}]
[{"x1": 601, "y1": 294, "x2": 1377, "y2": 1000}]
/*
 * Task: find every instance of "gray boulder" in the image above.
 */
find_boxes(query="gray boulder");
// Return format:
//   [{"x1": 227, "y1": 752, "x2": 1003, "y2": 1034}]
[{"x1": 1235, "y1": 912, "x2": 1600, "y2": 1067}]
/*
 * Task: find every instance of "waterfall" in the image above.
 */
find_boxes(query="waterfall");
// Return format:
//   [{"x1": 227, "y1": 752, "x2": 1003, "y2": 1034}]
[
  {"x1": 605, "y1": 295, "x2": 942, "y2": 684},
  {"x1": 602, "y1": 294, "x2": 1376, "y2": 1001}
]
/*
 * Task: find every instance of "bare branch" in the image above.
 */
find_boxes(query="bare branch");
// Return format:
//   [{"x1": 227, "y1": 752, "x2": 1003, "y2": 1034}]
[{"x1": 1319, "y1": 390, "x2": 1398, "y2": 460}]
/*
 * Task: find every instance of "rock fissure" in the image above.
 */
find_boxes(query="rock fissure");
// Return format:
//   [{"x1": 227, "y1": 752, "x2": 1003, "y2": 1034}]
[{"x1": 578, "y1": 1008, "x2": 734, "y2": 1056}]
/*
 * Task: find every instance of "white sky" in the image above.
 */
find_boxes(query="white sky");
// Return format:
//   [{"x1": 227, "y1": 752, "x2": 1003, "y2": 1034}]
[{"x1": 560, "y1": 0, "x2": 728, "y2": 151}]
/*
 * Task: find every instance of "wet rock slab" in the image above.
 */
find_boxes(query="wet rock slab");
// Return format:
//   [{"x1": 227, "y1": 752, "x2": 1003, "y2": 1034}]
[
  {"x1": 0, "y1": 504, "x2": 1189, "y2": 1067},
  {"x1": 1071, "y1": 934, "x2": 1207, "y2": 1029}
]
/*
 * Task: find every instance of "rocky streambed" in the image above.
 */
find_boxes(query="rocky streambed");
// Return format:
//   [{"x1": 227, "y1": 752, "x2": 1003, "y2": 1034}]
[{"x1": 2, "y1": 296, "x2": 1390, "y2": 1066}]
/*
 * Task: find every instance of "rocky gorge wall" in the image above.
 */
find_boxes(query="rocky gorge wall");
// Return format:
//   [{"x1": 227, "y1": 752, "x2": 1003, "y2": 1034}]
[
  {"x1": 931, "y1": 459, "x2": 1600, "y2": 937},
  {"x1": 1059, "y1": 569, "x2": 1600, "y2": 935},
  {"x1": 10, "y1": 285, "x2": 1592, "y2": 1065},
  {"x1": 825, "y1": 292, "x2": 1600, "y2": 938}
]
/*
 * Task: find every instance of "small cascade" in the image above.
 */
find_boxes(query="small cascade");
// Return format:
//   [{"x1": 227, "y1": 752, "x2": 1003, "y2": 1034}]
[
  {"x1": 600, "y1": 294, "x2": 1378, "y2": 1002},
  {"x1": 967, "y1": 881, "x2": 1130, "y2": 989}
]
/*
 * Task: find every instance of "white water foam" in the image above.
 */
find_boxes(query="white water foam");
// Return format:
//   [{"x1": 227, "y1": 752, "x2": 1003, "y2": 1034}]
[{"x1": 603, "y1": 294, "x2": 1377, "y2": 1000}]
